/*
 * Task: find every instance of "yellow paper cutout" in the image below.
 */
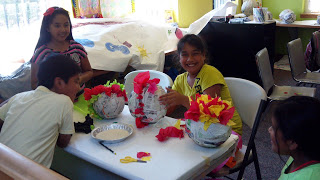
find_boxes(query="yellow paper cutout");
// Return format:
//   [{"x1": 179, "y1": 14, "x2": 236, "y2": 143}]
[
  {"x1": 208, "y1": 104, "x2": 225, "y2": 116},
  {"x1": 189, "y1": 94, "x2": 236, "y2": 130},
  {"x1": 227, "y1": 120, "x2": 236, "y2": 126},
  {"x1": 141, "y1": 156, "x2": 152, "y2": 161},
  {"x1": 174, "y1": 119, "x2": 181, "y2": 129},
  {"x1": 137, "y1": 45, "x2": 151, "y2": 58}
]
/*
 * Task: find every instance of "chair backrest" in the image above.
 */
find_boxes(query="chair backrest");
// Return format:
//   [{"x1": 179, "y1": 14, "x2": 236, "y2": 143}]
[
  {"x1": 312, "y1": 31, "x2": 320, "y2": 67},
  {"x1": 255, "y1": 48, "x2": 274, "y2": 94},
  {"x1": 124, "y1": 70, "x2": 173, "y2": 96},
  {"x1": 225, "y1": 77, "x2": 268, "y2": 180},
  {"x1": 0, "y1": 143, "x2": 68, "y2": 180},
  {"x1": 287, "y1": 38, "x2": 307, "y2": 77},
  {"x1": 224, "y1": 77, "x2": 267, "y2": 128}
]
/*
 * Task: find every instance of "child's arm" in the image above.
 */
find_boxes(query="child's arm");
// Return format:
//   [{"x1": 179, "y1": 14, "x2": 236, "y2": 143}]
[
  {"x1": 0, "y1": 119, "x2": 3, "y2": 132},
  {"x1": 166, "y1": 105, "x2": 177, "y2": 115},
  {"x1": 203, "y1": 84, "x2": 222, "y2": 98},
  {"x1": 31, "y1": 63, "x2": 39, "y2": 90},
  {"x1": 56, "y1": 134, "x2": 72, "y2": 148},
  {"x1": 80, "y1": 57, "x2": 93, "y2": 84},
  {"x1": 0, "y1": 98, "x2": 11, "y2": 132},
  {"x1": 57, "y1": 102, "x2": 74, "y2": 148},
  {"x1": 92, "y1": 69, "x2": 110, "y2": 77},
  {"x1": 159, "y1": 88, "x2": 190, "y2": 114}
]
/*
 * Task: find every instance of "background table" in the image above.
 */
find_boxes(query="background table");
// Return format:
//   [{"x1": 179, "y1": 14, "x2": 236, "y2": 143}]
[
  {"x1": 276, "y1": 20, "x2": 320, "y2": 28},
  {"x1": 52, "y1": 106, "x2": 238, "y2": 180},
  {"x1": 275, "y1": 20, "x2": 320, "y2": 41}
]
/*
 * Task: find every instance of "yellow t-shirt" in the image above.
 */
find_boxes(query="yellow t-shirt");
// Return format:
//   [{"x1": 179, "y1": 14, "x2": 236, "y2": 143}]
[{"x1": 172, "y1": 64, "x2": 242, "y2": 135}]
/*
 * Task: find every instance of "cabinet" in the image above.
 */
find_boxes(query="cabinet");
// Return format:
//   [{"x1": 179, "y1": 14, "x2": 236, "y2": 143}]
[{"x1": 199, "y1": 21, "x2": 276, "y2": 85}]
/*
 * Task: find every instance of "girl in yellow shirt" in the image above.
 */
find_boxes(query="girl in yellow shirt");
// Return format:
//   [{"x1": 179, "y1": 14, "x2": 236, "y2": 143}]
[{"x1": 159, "y1": 34, "x2": 242, "y2": 135}]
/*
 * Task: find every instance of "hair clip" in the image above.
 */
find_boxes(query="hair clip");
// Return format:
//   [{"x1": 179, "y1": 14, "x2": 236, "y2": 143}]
[{"x1": 43, "y1": 7, "x2": 55, "y2": 16}]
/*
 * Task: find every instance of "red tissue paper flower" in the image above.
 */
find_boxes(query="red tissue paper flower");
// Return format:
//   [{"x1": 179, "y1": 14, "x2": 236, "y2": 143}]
[
  {"x1": 111, "y1": 84, "x2": 122, "y2": 95},
  {"x1": 137, "y1": 152, "x2": 150, "y2": 158},
  {"x1": 133, "y1": 71, "x2": 150, "y2": 94},
  {"x1": 133, "y1": 71, "x2": 160, "y2": 94},
  {"x1": 136, "y1": 117, "x2": 148, "y2": 128},
  {"x1": 184, "y1": 100, "x2": 200, "y2": 121},
  {"x1": 133, "y1": 71, "x2": 161, "y2": 128},
  {"x1": 156, "y1": 126, "x2": 184, "y2": 142},
  {"x1": 122, "y1": 90, "x2": 128, "y2": 101},
  {"x1": 84, "y1": 82, "x2": 127, "y2": 102},
  {"x1": 218, "y1": 108, "x2": 235, "y2": 125},
  {"x1": 43, "y1": 7, "x2": 55, "y2": 16},
  {"x1": 184, "y1": 94, "x2": 235, "y2": 131},
  {"x1": 147, "y1": 82, "x2": 158, "y2": 94}
]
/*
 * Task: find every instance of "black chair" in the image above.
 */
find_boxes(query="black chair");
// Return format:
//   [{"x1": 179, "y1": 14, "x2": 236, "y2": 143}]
[
  {"x1": 256, "y1": 47, "x2": 316, "y2": 101},
  {"x1": 287, "y1": 38, "x2": 320, "y2": 86}
]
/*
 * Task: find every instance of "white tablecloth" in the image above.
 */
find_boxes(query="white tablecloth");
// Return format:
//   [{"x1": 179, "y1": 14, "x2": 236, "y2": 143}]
[{"x1": 67, "y1": 106, "x2": 238, "y2": 180}]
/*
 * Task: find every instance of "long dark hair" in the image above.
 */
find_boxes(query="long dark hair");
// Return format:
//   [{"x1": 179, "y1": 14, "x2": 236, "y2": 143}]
[
  {"x1": 176, "y1": 34, "x2": 209, "y2": 65},
  {"x1": 34, "y1": 7, "x2": 74, "y2": 51},
  {"x1": 177, "y1": 34, "x2": 208, "y2": 57},
  {"x1": 273, "y1": 96, "x2": 320, "y2": 161}
]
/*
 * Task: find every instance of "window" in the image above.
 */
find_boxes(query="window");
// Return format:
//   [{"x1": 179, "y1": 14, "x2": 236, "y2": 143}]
[
  {"x1": 0, "y1": 0, "x2": 71, "y2": 64},
  {"x1": 134, "y1": 0, "x2": 174, "y2": 22},
  {"x1": 0, "y1": 0, "x2": 171, "y2": 65},
  {"x1": 214, "y1": 0, "x2": 230, "y2": 9},
  {"x1": 304, "y1": 0, "x2": 320, "y2": 13}
]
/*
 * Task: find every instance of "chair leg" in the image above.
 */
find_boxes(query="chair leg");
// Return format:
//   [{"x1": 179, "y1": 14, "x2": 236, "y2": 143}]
[
  {"x1": 237, "y1": 145, "x2": 262, "y2": 180},
  {"x1": 237, "y1": 165, "x2": 245, "y2": 180},
  {"x1": 252, "y1": 144, "x2": 262, "y2": 180}
]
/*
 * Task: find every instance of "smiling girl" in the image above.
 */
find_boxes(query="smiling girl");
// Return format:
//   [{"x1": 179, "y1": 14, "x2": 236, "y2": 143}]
[
  {"x1": 159, "y1": 34, "x2": 242, "y2": 135},
  {"x1": 30, "y1": 7, "x2": 93, "y2": 91}
]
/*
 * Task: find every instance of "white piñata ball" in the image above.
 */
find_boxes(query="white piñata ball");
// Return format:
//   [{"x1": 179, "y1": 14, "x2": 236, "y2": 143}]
[
  {"x1": 128, "y1": 84, "x2": 167, "y2": 124},
  {"x1": 279, "y1": 9, "x2": 296, "y2": 24},
  {"x1": 93, "y1": 92, "x2": 125, "y2": 119},
  {"x1": 185, "y1": 119, "x2": 231, "y2": 148}
]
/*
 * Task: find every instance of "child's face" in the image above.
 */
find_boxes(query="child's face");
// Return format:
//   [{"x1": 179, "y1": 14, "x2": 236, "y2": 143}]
[
  {"x1": 47, "y1": 14, "x2": 70, "y2": 43},
  {"x1": 268, "y1": 117, "x2": 290, "y2": 155},
  {"x1": 60, "y1": 74, "x2": 80, "y2": 102},
  {"x1": 179, "y1": 43, "x2": 205, "y2": 76}
]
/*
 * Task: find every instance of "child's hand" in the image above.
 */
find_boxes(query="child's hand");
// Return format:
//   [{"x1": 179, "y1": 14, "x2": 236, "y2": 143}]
[{"x1": 159, "y1": 88, "x2": 190, "y2": 109}]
